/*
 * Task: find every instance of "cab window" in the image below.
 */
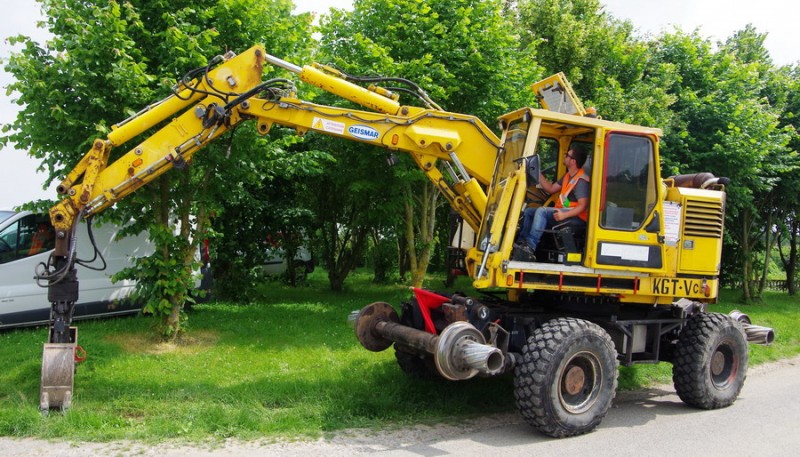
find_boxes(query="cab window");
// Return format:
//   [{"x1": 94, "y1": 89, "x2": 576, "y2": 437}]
[
  {"x1": 536, "y1": 137, "x2": 559, "y2": 183},
  {"x1": 0, "y1": 214, "x2": 55, "y2": 264},
  {"x1": 600, "y1": 134, "x2": 657, "y2": 231}
]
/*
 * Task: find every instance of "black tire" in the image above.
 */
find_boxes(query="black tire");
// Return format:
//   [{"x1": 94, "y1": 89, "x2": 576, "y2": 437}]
[
  {"x1": 672, "y1": 312, "x2": 748, "y2": 409},
  {"x1": 514, "y1": 318, "x2": 618, "y2": 438},
  {"x1": 393, "y1": 300, "x2": 439, "y2": 379},
  {"x1": 394, "y1": 345, "x2": 438, "y2": 379}
]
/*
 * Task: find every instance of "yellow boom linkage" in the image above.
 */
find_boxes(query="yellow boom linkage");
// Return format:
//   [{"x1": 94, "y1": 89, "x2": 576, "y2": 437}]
[{"x1": 50, "y1": 46, "x2": 496, "y2": 251}]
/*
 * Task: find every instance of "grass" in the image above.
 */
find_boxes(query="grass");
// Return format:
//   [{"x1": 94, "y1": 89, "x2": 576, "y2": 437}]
[{"x1": 1, "y1": 270, "x2": 798, "y2": 442}]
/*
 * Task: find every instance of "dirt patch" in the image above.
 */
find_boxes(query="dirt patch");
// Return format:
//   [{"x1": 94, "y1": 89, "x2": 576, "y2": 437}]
[{"x1": 103, "y1": 330, "x2": 220, "y2": 355}]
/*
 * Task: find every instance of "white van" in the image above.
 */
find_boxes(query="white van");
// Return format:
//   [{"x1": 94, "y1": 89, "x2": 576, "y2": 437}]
[
  {"x1": 263, "y1": 245, "x2": 314, "y2": 277},
  {"x1": 0, "y1": 210, "x2": 154, "y2": 329}
]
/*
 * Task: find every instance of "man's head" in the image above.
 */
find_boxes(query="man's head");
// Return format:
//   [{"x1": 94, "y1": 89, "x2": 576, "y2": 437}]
[{"x1": 566, "y1": 145, "x2": 588, "y2": 169}]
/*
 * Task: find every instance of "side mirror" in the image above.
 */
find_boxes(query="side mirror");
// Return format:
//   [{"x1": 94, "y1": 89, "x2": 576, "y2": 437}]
[
  {"x1": 645, "y1": 211, "x2": 660, "y2": 233},
  {"x1": 525, "y1": 155, "x2": 540, "y2": 185}
]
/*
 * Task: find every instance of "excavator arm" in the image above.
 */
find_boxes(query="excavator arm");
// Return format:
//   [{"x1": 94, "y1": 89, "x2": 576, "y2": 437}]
[
  {"x1": 50, "y1": 45, "x2": 497, "y2": 250},
  {"x1": 39, "y1": 45, "x2": 499, "y2": 410},
  {"x1": 238, "y1": 92, "x2": 495, "y2": 229},
  {"x1": 48, "y1": 48, "x2": 267, "y2": 256}
]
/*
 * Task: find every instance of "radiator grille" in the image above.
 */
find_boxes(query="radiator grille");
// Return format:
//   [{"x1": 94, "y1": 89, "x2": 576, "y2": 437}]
[{"x1": 683, "y1": 199, "x2": 724, "y2": 238}]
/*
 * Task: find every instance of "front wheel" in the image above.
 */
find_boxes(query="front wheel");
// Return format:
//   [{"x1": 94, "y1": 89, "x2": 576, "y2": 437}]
[
  {"x1": 672, "y1": 312, "x2": 748, "y2": 409},
  {"x1": 514, "y1": 318, "x2": 618, "y2": 438}
]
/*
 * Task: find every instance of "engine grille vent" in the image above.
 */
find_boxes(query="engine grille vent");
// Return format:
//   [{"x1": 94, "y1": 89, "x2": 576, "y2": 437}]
[{"x1": 683, "y1": 199, "x2": 724, "y2": 238}]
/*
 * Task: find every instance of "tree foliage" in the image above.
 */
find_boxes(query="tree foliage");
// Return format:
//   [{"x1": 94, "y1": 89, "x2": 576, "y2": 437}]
[
  {"x1": 303, "y1": 137, "x2": 400, "y2": 291},
  {"x1": 517, "y1": 0, "x2": 677, "y2": 128},
  {"x1": 2, "y1": 0, "x2": 315, "y2": 336},
  {"x1": 316, "y1": 0, "x2": 536, "y2": 287},
  {"x1": 648, "y1": 29, "x2": 793, "y2": 300}
]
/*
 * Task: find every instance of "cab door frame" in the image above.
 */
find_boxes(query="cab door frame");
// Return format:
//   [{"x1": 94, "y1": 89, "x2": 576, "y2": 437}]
[{"x1": 586, "y1": 129, "x2": 666, "y2": 274}]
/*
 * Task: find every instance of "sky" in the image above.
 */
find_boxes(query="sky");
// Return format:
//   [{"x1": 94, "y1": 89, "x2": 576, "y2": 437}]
[{"x1": 1, "y1": 0, "x2": 798, "y2": 209}]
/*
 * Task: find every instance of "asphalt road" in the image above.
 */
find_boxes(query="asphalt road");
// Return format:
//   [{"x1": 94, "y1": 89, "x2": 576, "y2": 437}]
[{"x1": 2, "y1": 357, "x2": 799, "y2": 456}]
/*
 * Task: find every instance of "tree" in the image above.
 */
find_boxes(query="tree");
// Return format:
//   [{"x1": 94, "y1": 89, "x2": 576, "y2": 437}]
[
  {"x1": 774, "y1": 65, "x2": 800, "y2": 294},
  {"x1": 209, "y1": 131, "x2": 328, "y2": 299},
  {"x1": 649, "y1": 29, "x2": 792, "y2": 301},
  {"x1": 317, "y1": 0, "x2": 536, "y2": 287},
  {"x1": 516, "y1": 0, "x2": 677, "y2": 129},
  {"x1": 2, "y1": 0, "x2": 314, "y2": 336},
  {"x1": 303, "y1": 137, "x2": 400, "y2": 291}
]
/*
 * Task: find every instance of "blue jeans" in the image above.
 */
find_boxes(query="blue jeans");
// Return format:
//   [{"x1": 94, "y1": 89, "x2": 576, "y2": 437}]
[{"x1": 517, "y1": 207, "x2": 568, "y2": 251}]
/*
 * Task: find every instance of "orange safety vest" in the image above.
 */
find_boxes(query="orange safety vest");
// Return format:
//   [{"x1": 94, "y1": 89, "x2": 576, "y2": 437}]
[{"x1": 556, "y1": 169, "x2": 590, "y2": 222}]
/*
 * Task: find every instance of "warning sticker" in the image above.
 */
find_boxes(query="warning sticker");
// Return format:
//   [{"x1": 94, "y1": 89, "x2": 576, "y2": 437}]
[
  {"x1": 663, "y1": 201, "x2": 681, "y2": 246},
  {"x1": 312, "y1": 117, "x2": 345, "y2": 135}
]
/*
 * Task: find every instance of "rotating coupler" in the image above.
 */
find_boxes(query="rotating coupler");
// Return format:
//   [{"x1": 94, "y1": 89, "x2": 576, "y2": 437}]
[{"x1": 350, "y1": 302, "x2": 505, "y2": 381}]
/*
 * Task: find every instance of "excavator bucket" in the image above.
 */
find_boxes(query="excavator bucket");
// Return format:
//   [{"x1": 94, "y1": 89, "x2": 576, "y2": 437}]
[{"x1": 39, "y1": 327, "x2": 77, "y2": 412}]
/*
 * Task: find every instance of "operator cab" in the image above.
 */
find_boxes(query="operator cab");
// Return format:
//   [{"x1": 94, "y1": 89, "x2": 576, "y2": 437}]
[
  {"x1": 526, "y1": 136, "x2": 594, "y2": 265},
  {"x1": 471, "y1": 75, "x2": 666, "y2": 285}
]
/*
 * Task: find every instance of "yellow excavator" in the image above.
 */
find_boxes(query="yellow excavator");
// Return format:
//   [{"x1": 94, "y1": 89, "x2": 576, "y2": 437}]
[{"x1": 38, "y1": 45, "x2": 773, "y2": 437}]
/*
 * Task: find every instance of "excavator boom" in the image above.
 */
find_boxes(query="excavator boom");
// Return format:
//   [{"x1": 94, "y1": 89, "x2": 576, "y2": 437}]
[{"x1": 50, "y1": 45, "x2": 497, "y2": 245}]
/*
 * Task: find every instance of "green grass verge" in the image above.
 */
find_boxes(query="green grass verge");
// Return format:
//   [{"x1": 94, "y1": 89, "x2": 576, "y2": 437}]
[{"x1": 1, "y1": 271, "x2": 797, "y2": 442}]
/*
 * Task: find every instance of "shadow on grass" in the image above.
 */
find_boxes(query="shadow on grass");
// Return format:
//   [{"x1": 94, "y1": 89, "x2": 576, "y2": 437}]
[{"x1": 3, "y1": 353, "x2": 516, "y2": 440}]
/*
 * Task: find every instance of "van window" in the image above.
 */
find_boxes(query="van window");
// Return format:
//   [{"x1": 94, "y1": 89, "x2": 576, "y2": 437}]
[
  {"x1": 0, "y1": 210, "x2": 14, "y2": 224},
  {"x1": 0, "y1": 214, "x2": 55, "y2": 264}
]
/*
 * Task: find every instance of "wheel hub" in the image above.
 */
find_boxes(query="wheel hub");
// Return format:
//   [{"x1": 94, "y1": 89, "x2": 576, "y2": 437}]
[
  {"x1": 709, "y1": 341, "x2": 737, "y2": 388},
  {"x1": 711, "y1": 350, "x2": 726, "y2": 377},
  {"x1": 558, "y1": 351, "x2": 602, "y2": 414},
  {"x1": 564, "y1": 365, "x2": 586, "y2": 395},
  {"x1": 353, "y1": 302, "x2": 399, "y2": 352}
]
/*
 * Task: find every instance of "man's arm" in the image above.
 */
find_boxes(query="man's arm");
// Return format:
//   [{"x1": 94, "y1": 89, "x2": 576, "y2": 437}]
[{"x1": 538, "y1": 172, "x2": 562, "y2": 194}]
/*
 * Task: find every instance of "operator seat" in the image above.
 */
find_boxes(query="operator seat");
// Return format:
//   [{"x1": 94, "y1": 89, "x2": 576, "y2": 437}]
[
  {"x1": 537, "y1": 153, "x2": 592, "y2": 264},
  {"x1": 536, "y1": 217, "x2": 586, "y2": 265}
]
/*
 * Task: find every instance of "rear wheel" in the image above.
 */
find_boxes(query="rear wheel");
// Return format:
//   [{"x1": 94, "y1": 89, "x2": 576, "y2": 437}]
[
  {"x1": 394, "y1": 299, "x2": 438, "y2": 379},
  {"x1": 514, "y1": 318, "x2": 618, "y2": 438},
  {"x1": 672, "y1": 312, "x2": 748, "y2": 409},
  {"x1": 394, "y1": 345, "x2": 438, "y2": 379}
]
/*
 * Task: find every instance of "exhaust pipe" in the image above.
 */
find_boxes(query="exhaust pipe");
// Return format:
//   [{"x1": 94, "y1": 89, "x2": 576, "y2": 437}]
[
  {"x1": 729, "y1": 310, "x2": 775, "y2": 345},
  {"x1": 352, "y1": 302, "x2": 504, "y2": 380}
]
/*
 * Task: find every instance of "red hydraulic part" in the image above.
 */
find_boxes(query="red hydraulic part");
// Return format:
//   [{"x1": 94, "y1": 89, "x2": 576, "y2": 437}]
[{"x1": 351, "y1": 298, "x2": 505, "y2": 381}]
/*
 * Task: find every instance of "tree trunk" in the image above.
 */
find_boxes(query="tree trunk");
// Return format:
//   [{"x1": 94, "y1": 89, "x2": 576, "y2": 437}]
[
  {"x1": 321, "y1": 209, "x2": 369, "y2": 292},
  {"x1": 397, "y1": 228, "x2": 409, "y2": 281},
  {"x1": 758, "y1": 204, "x2": 777, "y2": 295},
  {"x1": 403, "y1": 180, "x2": 440, "y2": 288},
  {"x1": 788, "y1": 217, "x2": 798, "y2": 296},
  {"x1": 778, "y1": 215, "x2": 798, "y2": 296},
  {"x1": 154, "y1": 174, "x2": 207, "y2": 340},
  {"x1": 328, "y1": 268, "x2": 347, "y2": 292},
  {"x1": 741, "y1": 209, "x2": 753, "y2": 303}
]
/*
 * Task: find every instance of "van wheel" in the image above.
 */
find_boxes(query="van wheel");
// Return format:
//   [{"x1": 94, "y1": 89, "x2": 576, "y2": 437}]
[
  {"x1": 672, "y1": 312, "x2": 748, "y2": 409},
  {"x1": 514, "y1": 318, "x2": 618, "y2": 438}
]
